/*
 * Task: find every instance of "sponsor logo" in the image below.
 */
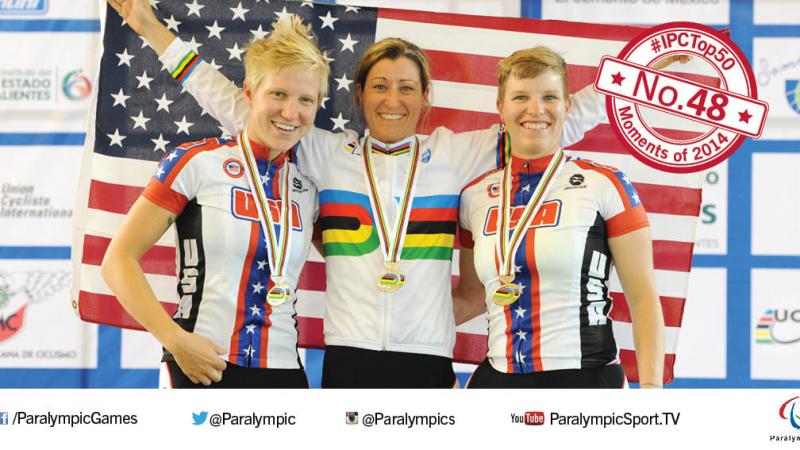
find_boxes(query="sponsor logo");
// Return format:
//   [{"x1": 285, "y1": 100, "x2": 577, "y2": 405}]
[
  {"x1": 0, "y1": 0, "x2": 48, "y2": 15},
  {"x1": 787, "y1": 80, "x2": 800, "y2": 115},
  {"x1": 223, "y1": 158, "x2": 243, "y2": 179},
  {"x1": 525, "y1": 411, "x2": 545, "y2": 426},
  {"x1": 483, "y1": 200, "x2": 562, "y2": 235},
  {"x1": 596, "y1": 22, "x2": 767, "y2": 173},
  {"x1": 230, "y1": 187, "x2": 303, "y2": 230},
  {"x1": 755, "y1": 308, "x2": 800, "y2": 345},
  {"x1": 569, "y1": 174, "x2": 585, "y2": 186},
  {"x1": 779, "y1": 397, "x2": 800, "y2": 430},
  {"x1": 292, "y1": 177, "x2": 308, "y2": 193},
  {"x1": 345, "y1": 411, "x2": 358, "y2": 425},
  {"x1": 61, "y1": 70, "x2": 92, "y2": 101},
  {"x1": 0, "y1": 270, "x2": 70, "y2": 342},
  {"x1": 192, "y1": 411, "x2": 208, "y2": 426},
  {"x1": 421, "y1": 148, "x2": 431, "y2": 163}
]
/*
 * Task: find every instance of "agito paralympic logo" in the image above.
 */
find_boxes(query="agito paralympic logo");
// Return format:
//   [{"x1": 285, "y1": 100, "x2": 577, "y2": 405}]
[{"x1": 779, "y1": 397, "x2": 800, "y2": 430}]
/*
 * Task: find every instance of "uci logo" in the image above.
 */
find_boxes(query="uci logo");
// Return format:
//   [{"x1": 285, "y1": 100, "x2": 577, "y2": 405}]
[{"x1": 223, "y1": 158, "x2": 243, "y2": 179}]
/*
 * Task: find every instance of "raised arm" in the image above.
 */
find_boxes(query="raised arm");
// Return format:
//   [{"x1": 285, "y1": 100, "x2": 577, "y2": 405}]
[
  {"x1": 608, "y1": 227, "x2": 665, "y2": 388},
  {"x1": 107, "y1": 0, "x2": 247, "y2": 133},
  {"x1": 101, "y1": 196, "x2": 227, "y2": 386}
]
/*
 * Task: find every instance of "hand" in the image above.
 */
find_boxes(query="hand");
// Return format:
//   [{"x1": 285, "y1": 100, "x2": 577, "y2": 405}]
[
  {"x1": 651, "y1": 54, "x2": 692, "y2": 70},
  {"x1": 165, "y1": 329, "x2": 227, "y2": 386},
  {"x1": 107, "y1": 0, "x2": 160, "y2": 37}
]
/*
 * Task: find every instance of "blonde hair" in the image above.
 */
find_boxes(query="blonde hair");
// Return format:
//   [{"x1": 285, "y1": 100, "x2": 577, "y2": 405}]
[
  {"x1": 353, "y1": 37, "x2": 432, "y2": 106},
  {"x1": 243, "y1": 16, "x2": 330, "y2": 103},
  {"x1": 496, "y1": 46, "x2": 568, "y2": 102}
]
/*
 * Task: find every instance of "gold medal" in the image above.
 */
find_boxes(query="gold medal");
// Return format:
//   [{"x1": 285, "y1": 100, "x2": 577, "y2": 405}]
[
  {"x1": 267, "y1": 279, "x2": 291, "y2": 306},
  {"x1": 378, "y1": 262, "x2": 405, "y2": 292},
  {"x1": 361, "y1": 137, "x2": 421, "y2": 296},
  {"x1": 492, "y1": 283, "x2": 522, "y2": 306}
]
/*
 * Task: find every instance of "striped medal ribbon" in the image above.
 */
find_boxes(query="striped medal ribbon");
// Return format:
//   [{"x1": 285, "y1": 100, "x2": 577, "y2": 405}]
[
  {"x1": 362, "y1": 137, "x2": 421, "y2": 293},
  {"x1": 239, "y1": 129, "x2": 293, "y2": 307},
  {"x1": 494, "y1": 144, "x2": 566, "y2": 306}
]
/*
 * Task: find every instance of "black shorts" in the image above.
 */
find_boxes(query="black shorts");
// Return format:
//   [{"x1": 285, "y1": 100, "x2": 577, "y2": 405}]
[
  {"x1": 165, "y1": 361, "x2": 309, "y2": 389},
  {"x1": 466, "y1": 358, "x2": 625, "y2": 389},
  {"x1": 321, "y1": 345, "x2": 456, "y2": 388}
]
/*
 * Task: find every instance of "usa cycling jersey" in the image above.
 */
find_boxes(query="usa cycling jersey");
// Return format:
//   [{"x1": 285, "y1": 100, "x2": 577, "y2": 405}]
[
  {"x1": 143, "y1": 136, "x2": 318, "y2": 369},
  {"x1": 460, "y1": 152, "x2": 648, "y2": 373}
]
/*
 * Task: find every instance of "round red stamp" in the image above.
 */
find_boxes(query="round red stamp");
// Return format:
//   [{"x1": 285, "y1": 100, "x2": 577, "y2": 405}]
[{"x1": 594, "y1": 22, "x2": 768, "y2": 173}]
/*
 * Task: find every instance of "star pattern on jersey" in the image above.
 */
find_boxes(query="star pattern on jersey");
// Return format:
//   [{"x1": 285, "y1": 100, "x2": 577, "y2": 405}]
[
  {"x1": 249, "y1": 304, "x2": 262, "y2": 317},
  {"x1": 95, "y1": 0, "x2": 376, "y2": 163},
  {"x1": 245, "y1": 324, "x2": 257, "y2": 334},
  {"x1": 252, "y1": 281, "x2": 265, "y2": 294},
  {"x1": 257, "y1": 259, "x2": 267, "y2": 270}
]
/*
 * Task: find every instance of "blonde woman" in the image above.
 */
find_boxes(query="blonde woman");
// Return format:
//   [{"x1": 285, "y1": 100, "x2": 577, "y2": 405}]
[{"x1": 101, "y1": 15, "x2": 329, "y2": 388}]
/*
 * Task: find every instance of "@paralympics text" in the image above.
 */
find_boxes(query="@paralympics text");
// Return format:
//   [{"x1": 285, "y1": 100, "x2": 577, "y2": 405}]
[
  {"x1": 11, "y1": 411, "x2": 138, "y2": 427},
  {"x1": 359, "y1": 412, "x2": 455, "y2": 428}
]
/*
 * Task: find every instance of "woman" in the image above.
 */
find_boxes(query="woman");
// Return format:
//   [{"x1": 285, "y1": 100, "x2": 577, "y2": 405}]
[
  {"x1": 109, "y1": 0, "x2": 608, "y2": 387},
  {"x1": 458, "y1": 47, "x2": 664, "y2": 388},
  {"x1": 100, "y1": 15, "x2": 330, "y2": 388}
]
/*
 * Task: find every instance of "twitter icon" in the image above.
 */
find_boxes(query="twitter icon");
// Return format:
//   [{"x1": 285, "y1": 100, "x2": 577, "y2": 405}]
[{"x1": 192, "y1": 411, "x2": 208, "y2": 425}]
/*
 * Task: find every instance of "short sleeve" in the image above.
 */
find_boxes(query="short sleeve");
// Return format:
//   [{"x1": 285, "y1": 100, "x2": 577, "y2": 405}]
[
  {"x1": 296, "y1": 126, "x2": 358, "y2": 187},
  {"x1": 141, "y1": 141, "x2": 210, "y2": 214},
  {"x1": 443, "y1": 126, "x2": 501, "y2": 189}
]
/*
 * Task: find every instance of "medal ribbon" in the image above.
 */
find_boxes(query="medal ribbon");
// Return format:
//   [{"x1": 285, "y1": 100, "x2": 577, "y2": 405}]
[
  {"x1": 362, "y1": 137, "x2": 421, "y2": 267},
  {"x1": 239, "y1": 129, "x2": 293, "y2": 283},
  {"x1": 496, "y1": 142, "x2": 566, "y2": 282}
]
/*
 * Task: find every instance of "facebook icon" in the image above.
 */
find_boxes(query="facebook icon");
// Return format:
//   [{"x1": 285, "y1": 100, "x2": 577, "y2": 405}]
[{"x1": 0, "y1": 412, "x2": 8, "y2": 425}]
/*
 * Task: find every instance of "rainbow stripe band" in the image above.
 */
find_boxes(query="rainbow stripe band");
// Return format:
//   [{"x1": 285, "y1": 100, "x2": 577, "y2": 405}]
[
  {"x1": 171, "y1": 51, "x2": 201, "y2": 85},
  {"x1": 370, "y1": 141, "x2": 411, "y2": 156},
  {"x1": 379, "y1": 273, "x2": 405, "y2": 288},
  {"x1": 267, "y1": 286, "x2": 291, "y2": 304},
  {"x1": 492, "y1": 284, "x2": 521, "y2": 306}
]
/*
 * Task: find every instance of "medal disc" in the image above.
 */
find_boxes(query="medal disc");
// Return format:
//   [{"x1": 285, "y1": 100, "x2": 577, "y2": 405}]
[
  {"x1": 378, "y1": 272, "x2": 405, "y2": 292},
  {"x1": 492, "y1": 283, "x2": 521, "y2": 306},
  {"x1": 267, "y1": 283, "x2": 291, "y2": 306}
]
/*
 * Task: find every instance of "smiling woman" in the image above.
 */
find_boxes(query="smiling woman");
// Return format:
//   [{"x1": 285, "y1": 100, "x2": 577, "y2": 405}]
[
  {"x1": 100, "y1": 12, "x2": 329, "y2": 389},
  {"x1": 458, "y1": 47, "x2": 664, "y2": 389}
]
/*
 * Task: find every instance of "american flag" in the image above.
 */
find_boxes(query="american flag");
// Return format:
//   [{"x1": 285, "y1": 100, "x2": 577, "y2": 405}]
[{"x1": 71, "y1": 0, "x2": 706, "y2": 384}]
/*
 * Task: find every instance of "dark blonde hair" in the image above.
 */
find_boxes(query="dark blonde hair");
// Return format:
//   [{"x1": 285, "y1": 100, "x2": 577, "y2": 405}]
[
  {"x1": 353, "y1": 37, "x2": 432, "y2": 105},
  {"x1": 496, "y1": 46, "x2": 568, "y2": 101},
  {"x1": 244, "y1": 16, "x2": 330, "y2": 103}
]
